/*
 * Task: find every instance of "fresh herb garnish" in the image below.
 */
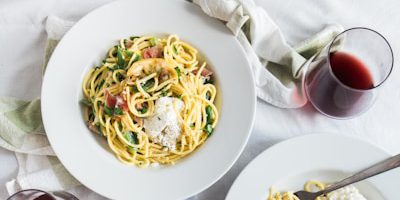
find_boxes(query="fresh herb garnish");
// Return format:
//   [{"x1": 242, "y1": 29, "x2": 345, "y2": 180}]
[
  {"x1": 149, "y1": 37, "x2": 158, "y2": 47},
  {"x1": 161, "y1": 90, "x2": 168, "y2": 97},
  {"x1": 204, "y1": 78, "x2": 214, "y2": 84},
  {"x1": 118, "y1": 121, "x2": 123, "y2": 130},
  {"x1": 124, "y1": 131, "x2": 139, "y2": 145},
  {"x1": 130, "y1": 36, "x2": 139, "y2": 40},
  {"x1": 104, "y1": 105, "x2": 113, "y2": 116},
  {"x1": 141, "y1": 79, "x2": 155, "y2": 91},
  {"x1": 205, "y1": 124, "x2": 213, "y2": 136},
  {"x1": 174, "y1": 67, "x2": 181, "y2": 78},
  {"x1": 141, "y1": 106, "x2": 148, "y2": 114},
  {"x1": 114, "y1": 107, "x2": 124, "y2": 115},
  {"x1": 125, "y1": 50, "x2": 133, "y2": 57},
  {"x1": 205, "y1": 92, "x2": 211, "y2": 100},
  {"x1": 116, "y1": 49, "x2": 125, "y2": 67},
  {"x1": 128, "y1": 146, "x2": 136, "y2": 153},
  {"x1": 96, "y1": 80, "x2": 105, "y2": 90},
  {"x1": 205, "y1": 106, "x2": 214, "y2": 136},
  {"x1": 172, "y1": 45, "x2": 178, "y2": 54},
  {"x1": 132, "y1": 86, "x2": 139, "y2": 93},
  {"x1": 116, "y1": 72, "x2": 125, "y2": 82},
  {"x1": 113, "y1": 65, "x2": 124, "y2": 71},
  {"x1": 206, "y1": 105, "x2": 213, "y2": 123},
  {"x1": 112, "y1": 46, "x2": 118, "y2": 57},
  {"x1": 132, "y1": 53, "x2": 141, "y2": 63}
]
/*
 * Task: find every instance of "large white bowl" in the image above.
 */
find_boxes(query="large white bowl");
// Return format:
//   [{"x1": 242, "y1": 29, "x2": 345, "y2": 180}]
[{"x1": 41, "y1": 0, "x2": 256, "y2": 199}]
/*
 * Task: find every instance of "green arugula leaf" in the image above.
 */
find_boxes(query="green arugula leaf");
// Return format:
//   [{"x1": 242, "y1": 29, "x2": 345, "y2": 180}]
[
  {"x1": 141, "y1": 79, "x2": 155, "y2": 91},
  {"x1": 124, "y1": 132, "x2": 139, "y2": 145},
  {"x1": 205, "y1": 124, "x2": 213, "y2": 136},
  {"x1": 130, "y1": 36, "x2": 139, "y2": 40},
  {"x1": 104, "y1": 105, "x2": 113, "y2": 116},
  {"x1": 206, "y1": 105, "x2": 213, "y2": 124},
  {"x1": 141, "y1": 106, "x2": 148, "y2": 114},
  {"x1": 114, "y1": 107, "x2": 124, "y2": 115},
  {"x1": 172, "y1": 45, "x2": 178, "y2": 54},
  {"x1": 132, "y1": 53, "x2": 141, "y2": 63},
  {"x1": 117, "y1": 49, "x2": 125, "y2": 66},
  {"x1": 149, "y1": 37, "x2": 158, "y2": 47},
  {"x1": 175, "y1": 67, "x2": 181, "y2": 78},
  {"x1": 125, "y1": 50, "x2": 133, "y2": 57}
]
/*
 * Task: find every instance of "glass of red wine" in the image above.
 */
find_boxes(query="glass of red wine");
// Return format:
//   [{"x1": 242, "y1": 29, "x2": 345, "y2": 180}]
[{"x1": 305, "y1": 27, "x2": 393, "y2": 119}]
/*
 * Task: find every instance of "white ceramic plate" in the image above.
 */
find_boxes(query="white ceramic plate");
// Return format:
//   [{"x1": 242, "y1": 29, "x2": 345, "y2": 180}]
[
  {"x1": 41, "y1": 0, "x2": 256, "y2": 199},
  {"x1": 226, "y1": 133, "x2": 400, "y2": 200}
]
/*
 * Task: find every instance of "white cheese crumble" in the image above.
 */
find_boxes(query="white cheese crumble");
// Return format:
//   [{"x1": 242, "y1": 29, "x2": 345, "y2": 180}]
[
  {"x1": 143, "y1": 97, "x2": 184, "y2": 150},
  {"x1": 327, "y1": 185, "x2": 367, "y2": 200},
  {"x1": 150, "y1": 162, "x2": 160, "y2": 168}
]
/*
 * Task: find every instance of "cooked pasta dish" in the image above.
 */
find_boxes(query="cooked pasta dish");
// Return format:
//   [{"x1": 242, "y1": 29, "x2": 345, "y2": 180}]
[
  {"x1": 268, "y1": 180, "x2": 367, "y2": 200},
  {"x1": 81, "y1": 34, "x2": 218, "y2": 168}
]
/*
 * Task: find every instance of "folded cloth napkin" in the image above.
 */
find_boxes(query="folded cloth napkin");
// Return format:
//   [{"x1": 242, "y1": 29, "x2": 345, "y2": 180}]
[
  {"x1": 2, "y1": 16, "x2": 82, "y2": 196},
  {"x1": 194, "y1": 0, "x2": 343, "y2": 108},
  {"x1": 1, "y1": 0, "x2": 343, "y2": 197}
]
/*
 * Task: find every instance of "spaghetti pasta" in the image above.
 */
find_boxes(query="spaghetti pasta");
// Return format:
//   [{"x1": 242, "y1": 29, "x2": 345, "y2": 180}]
[
  {"x1": 268, "y1": 180, "x2": 327, "y2": 200},
  {"x1": 268, "y1": 180, "x2": 366, "y2": 200},
  {"x1": 81, "y1": 34, "x2": 218, "y2": 168}
]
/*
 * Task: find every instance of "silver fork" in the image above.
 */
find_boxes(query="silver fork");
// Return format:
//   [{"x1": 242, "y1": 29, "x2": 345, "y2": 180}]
[{"x1": 294, "y1": 153, "x2": 400, "y2": 200}]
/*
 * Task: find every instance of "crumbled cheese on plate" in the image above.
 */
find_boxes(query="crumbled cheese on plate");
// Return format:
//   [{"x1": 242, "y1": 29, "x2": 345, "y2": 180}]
[
  {"x1": 327, "y1": 185, "x2": 367, "y2": 200},
  {"x1": 143, "y1": 97, "x2": 184, "y2": 150}
]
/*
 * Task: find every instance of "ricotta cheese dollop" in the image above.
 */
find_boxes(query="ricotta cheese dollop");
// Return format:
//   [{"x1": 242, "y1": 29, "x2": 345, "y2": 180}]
[
  {"x1": 143, "y1": 97, "x2": 184, "y2": 150},
  {"x1": 327, "y1": 185, "x2": 367, "y2": 200}
]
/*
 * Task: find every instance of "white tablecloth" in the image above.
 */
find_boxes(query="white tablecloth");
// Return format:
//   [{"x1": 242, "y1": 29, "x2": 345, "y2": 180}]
[{"x1": 1, "y1": 0, "x2": 400, "y2": 199}]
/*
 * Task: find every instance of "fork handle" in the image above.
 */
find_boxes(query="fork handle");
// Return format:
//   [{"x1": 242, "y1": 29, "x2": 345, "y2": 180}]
[{"x1": 320, "y1": 153, "x2": 400, "y2": 195}]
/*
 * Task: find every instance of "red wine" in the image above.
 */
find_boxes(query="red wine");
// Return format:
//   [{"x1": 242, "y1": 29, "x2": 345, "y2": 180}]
[
  {"x1": 305, "y1": 51, "x2": 376, "y2": 118},
  {"x1": 330, "y1": 52, "x2": 374, "y2": 90},
  {"x1": 34, "y1": 194, "x2": 55, "y2": 200}
]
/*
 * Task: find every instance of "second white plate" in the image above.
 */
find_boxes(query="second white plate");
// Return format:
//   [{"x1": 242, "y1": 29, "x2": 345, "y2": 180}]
[{"x1": 226, "y1": 133, "x2": 400, "y2": 200}]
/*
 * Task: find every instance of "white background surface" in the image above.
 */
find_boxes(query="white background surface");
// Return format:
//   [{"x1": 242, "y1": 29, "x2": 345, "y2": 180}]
[{"x1": 1, "y1": 0, "x2": 400, "y2": 199}]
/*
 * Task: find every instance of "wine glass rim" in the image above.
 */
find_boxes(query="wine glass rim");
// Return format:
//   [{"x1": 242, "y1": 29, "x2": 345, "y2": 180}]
[
  {"x1": 327, "y1": 27, "x2": 394, "y2": 92},
  {"x1": 6, "y1": 189, "x2": 56, "y2": 200}
]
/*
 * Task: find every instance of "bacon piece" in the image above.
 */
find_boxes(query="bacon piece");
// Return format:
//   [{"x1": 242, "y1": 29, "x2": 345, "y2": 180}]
[
  {"x1": 193, "y1": 67, "x2": 213, "y2": 77},
  {"x1": 125, "y1": 40, "x2": 133, "y2": 48},
  {"x1": 87, "y1": 122, "x2": 99, "y2": 134},
  {"x1": 158, "y1": 68, "x2": 170, "y2": 82},
  {"x1": 116, "y1": 95, "x2": 129, "y2": 112},
  {"x1": 142, "y1": 45, "x2": 163, "y2": 59},
  {"x1": 133, "y1": 116, "x2": 143, "y2": 127},
  {"x1": 105, "y1": 90, "x2": 128, "y2": 112},
  {"x1": 135, "y1": 103, "x2": 143, "y2": 110},
  {"x1": 104, "y1": 90, "x2": 117, "y2": 108}
]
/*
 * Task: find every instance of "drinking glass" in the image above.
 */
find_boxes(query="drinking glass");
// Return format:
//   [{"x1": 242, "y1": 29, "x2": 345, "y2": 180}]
[
  {"x1": 7, "y1": 189, "x2": 79, "y2": 200},
  {"x1": 305, "y1": 27, "x2": 393, "y2": 119}
]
